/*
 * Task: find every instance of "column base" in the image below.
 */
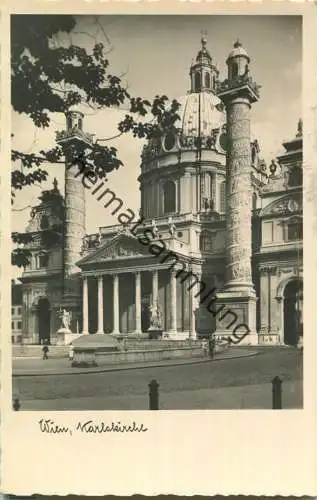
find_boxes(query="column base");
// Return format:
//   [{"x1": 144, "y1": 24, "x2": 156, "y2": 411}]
[
  {"x1": 213, "y1": 289, "x2": 258, "y2": 346},
  {"x1": 258, "y1": 329, "x2": 281, "y2": 345},
  {"x1": 131, "y1": 330, "x2": 143, "y2": 337},
  {"x1": 111, "y1": 330, "x2": 121, "y2": 337},
  {"x1": 164, "y1": 330, "x2": 191, "y2": 341}
]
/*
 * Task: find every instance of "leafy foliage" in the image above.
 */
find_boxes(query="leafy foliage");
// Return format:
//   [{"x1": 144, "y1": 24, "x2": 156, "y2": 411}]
[{"x1": 11, "y1": 15, "x2": 180, "y2": 267}]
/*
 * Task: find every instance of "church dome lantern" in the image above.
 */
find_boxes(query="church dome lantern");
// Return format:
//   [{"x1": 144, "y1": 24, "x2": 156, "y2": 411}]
[
  {"x1": 226, "y1": 39, "x2": 251, "y2": 83},
  {"x1": 190, "y1": 36, "x2": 219, "y2": 93}
]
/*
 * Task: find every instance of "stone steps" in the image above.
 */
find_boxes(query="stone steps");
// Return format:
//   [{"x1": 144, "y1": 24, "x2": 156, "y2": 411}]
[
  {"x1": 12, "y1": 345, "x2": 69, "y2": 358},
  {"x1": 13, "y1": 337, "x2": 203, "y2": 358}
]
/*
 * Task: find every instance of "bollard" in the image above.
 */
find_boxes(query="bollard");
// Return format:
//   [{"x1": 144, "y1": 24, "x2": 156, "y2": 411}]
[
  {"x1": 149, "y1": 379, "x2": 159, "y2": 410},
  {"x1": 272, "y1": 376, "x2": 282, "y2": 409},
  {"x1": 13, "y1": 398, "x2": 21, "y2": 411}
]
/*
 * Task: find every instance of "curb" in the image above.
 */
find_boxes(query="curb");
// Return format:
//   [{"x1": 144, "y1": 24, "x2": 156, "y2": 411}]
[{"x1": 13, "y1": 350, "x2": 259, "y2": 377}]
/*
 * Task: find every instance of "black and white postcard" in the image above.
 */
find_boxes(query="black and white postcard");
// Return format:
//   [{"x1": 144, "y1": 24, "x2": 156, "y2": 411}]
[{"x1": 1, "y1": 0, "x2": 317, "y2": 496}]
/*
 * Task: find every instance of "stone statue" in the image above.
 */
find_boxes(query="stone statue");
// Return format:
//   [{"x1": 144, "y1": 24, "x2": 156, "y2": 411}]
[
  {"x1": 151, "y1": 220, "x2": 159, "y2": 239},
  {"x1": 149, "y1": 301, "x2": 163, "y2": 330},
  {"x1": 168, "y1": 217, "x2": 176, "y2": 238},
  {"x1": 269, "y1": 159, "x2": 278, "y2": 176},
  {"x1": 296, "y1": 118, "x2": 303, "y2": 138},
  {"x1": 60, "y1": 308, "x2": 72, "y2": 331}
]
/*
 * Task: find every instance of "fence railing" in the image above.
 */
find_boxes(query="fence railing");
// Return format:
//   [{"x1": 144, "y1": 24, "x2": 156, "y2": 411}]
[{"x1": 13, "y1": 376, "x2": 284, "y2": 411}]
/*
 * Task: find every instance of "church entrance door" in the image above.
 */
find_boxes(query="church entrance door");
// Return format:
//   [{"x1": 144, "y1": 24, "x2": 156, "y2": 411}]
[
  {"x1": 38, "y1": 298, "x2": 51, "y2": 344},
  {"x1": 283, "y1": 280, "x2": 303, "y2": 346},
  {"x1": 141, "y1": 296, "x2": 151, "y2": 333}
]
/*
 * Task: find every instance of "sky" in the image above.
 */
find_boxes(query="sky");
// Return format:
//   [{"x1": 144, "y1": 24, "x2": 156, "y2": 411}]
[{"x1": 11, "y1": 14, "x2": 302, "y2": 278}]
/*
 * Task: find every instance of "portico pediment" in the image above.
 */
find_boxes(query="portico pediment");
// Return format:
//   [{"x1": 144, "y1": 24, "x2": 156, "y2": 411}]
[
  {"x1": 260, "y1": 192, "x2": 302, "y2": 218},
  {"x1": 77, "y1": 233, "x2": 152, "y2": 267}
]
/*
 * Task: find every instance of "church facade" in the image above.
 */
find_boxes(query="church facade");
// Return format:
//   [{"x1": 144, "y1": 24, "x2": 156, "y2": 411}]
[{"x1": 16, "y1": 38, "x2": 303, "y2": 346}]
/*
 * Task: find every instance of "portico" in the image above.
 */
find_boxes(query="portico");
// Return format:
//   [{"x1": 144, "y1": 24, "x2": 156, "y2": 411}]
[
  {"x1": 77, "y1": 232, "x2": 199, "y2": 339},
  {"x1": 81, "y1": 267, "x2": 197, "y2": 339}
]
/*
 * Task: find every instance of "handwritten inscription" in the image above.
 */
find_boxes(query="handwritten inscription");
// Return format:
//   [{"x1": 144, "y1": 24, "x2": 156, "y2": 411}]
[
  {"x1": 39, "y1": 419, "x2": 72, "y2": 435},
  {"x1": 39, "y1": 419, "x2": 148, "y2": 435}
]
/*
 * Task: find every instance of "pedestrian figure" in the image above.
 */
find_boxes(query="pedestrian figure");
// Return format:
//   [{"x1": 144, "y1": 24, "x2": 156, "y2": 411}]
[
  {"x1": 69, "y1": 343, "x2": 74, "y2": 362},
  {"x1": 201, "y1": 339, "x2": 208, "y2": 356},
  {"x1": 208, "y1": 334, "x2": 216, "y2": 359},
  {"x1": 42, "y1": 340, "x2": 49, "y2": 360}
]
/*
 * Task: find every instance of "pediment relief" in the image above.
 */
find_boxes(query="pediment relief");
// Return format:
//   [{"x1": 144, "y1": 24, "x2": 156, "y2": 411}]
[
  {"x1": 79, "y1": 234, "x2": 150, "y2": 265},
  {"x1": 261, "y1": 193, "x2": 302, "y2": 217},
  {"x1": 102, "y1": 243, "x2": 147, "y2": 260}
]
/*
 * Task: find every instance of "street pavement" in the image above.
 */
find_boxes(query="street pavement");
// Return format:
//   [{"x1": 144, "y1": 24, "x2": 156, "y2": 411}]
[
  {"x1": 12, "y1": 346, "x2": 256, "y2": 376},
  {"x1": 12, "y1": 347, "x2": 303, "y2": 410}
]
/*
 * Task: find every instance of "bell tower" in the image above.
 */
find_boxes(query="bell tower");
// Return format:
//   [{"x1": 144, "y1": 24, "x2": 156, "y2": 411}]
[{"x1": 56, "y1": 109, "x2": 93, "y2": 332}]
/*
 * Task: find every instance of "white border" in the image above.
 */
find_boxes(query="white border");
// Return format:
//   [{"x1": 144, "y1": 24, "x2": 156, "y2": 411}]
[{"x1": 1, "y1": 1, "x2": 317, "y2": 496}]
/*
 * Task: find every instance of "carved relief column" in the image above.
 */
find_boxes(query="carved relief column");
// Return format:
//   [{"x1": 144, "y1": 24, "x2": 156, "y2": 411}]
[
  {"x1": 82, "y1": 276, "x2": 89, "y2": 334},
  {"x1": 97, "y1": 275, "x2": 104, "y2": 334},
  {"x1": 214, "y1": 41, "x2": 259, "y2": 345},
  {"x1": 113, "y1": 274, "x2": 120, "y2": 334},
  {"x1": 224, "y1": 99, "x2": 254, "y2": 289},
  {"x1": 135, "y1": 271, "x2": 142, "y2": 334}
]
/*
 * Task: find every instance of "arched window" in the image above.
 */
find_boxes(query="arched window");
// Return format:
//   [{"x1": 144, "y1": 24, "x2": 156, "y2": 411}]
[
  {"x1": 37, "y1": 252, "x2": 49, "y2": 269},
  {"x1": 205, "y1": 72, "x2": 211, "y2": 89},
  {"x1": 66, "y1": 115, "x2": 72, "y2": 130},
  {"x1": 288, "y1": 166, "x2": 302, "y2": 187},
  {"x1": 251, "y1": 146, "x2": 257, "y2": 165},
  {"x1": 199, "y1": 230, "x2": 213, "y2": 252},
  {"x1": 195, "y1": 72, "x2": 202, "y2": 92},
  {"x1": 219, "y1": 181, "x2": 226, "y2": 213},
  {"x1": 231, "y1": 62, "x2": 239, "y2": 79},
  {"x1": 40, "y1": 215, "x2": 49, "y2": 230},
  {"x1": 163, "y1": 181, "x2": 176, "y2": 214},
  {"x1": 199, "y1": 231, "x2": 209, "y2": 252},
  {"x1": 252, "y1": 192, "x2": 257, "y2": 211},
  {"x1": 287, "y1": 218, "x2": 303, "y2": 241}
]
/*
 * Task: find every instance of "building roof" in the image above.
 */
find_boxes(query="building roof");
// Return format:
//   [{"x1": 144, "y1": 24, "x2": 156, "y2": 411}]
[
  {"x1": 175, "y1": 91, "x2": 225, "y2": 137},
  {"x1": 227, "y1": 40, "x2": 250, "y2": 62}
]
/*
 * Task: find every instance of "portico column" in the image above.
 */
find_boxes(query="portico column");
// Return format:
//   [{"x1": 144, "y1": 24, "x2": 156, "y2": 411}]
[
  {"x1": 97, "y1": 275, "x2": 104, "y2": 334},
  {"x1": 82, "y1": 276, "x2": 89, "y2": 334},
  {"x1": 189, "y1": 287, "x2": 197, "y2": 340},
  {"x1": 170, "y1": 270, "x2": 177, "y2": 333},
  {"x1": 152, "y1": 269, "x2": 159, "y2": 305},
  {"x1": 135, "y1": 271, "x2": 141, "y2": 334},
  {"x1": 113, "y1": 274, "x2": 119, "y2": 334}
]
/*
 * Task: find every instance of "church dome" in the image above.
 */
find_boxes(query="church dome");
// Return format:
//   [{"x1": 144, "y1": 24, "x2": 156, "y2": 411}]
[
  {"x1": 175, "y1": 91, "x2": 225, "y2": 138},
  {"x1": 227, "y1": 39, "x2": 250, "y2": 62}
]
